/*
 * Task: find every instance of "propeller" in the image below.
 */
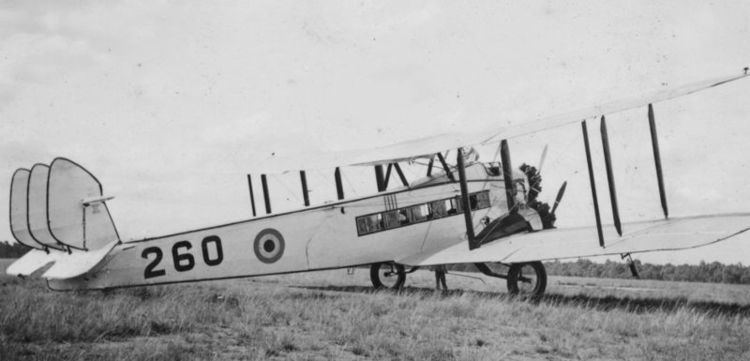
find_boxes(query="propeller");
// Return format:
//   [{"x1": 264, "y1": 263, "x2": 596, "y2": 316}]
[
  {"x1": 537, "y1": 145, "x2": 548, "y2": 172},
  {"x1": 550, "y1": 181, "x2": 568, "y2": 216}
]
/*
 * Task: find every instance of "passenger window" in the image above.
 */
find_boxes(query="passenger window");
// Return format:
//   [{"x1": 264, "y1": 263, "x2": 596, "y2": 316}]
[
  {"x1": 369, "y1": 214, "x2": 383, "y2": 231},
  {"x1": 469, "y1": 194, "x2": 479, "y2": 210},
  {"x1": 450, "y1": 198, "x2": 462, "y2": 213},
  {"x1": 383, "y1": 211, "x2": 400, "y2": 229},
  {"x1": 431, "y1": 200, "x2": 447, "y2": 218},
  {"x1": 357, "y1": 192, "x2": 492, "y2": 236},
  {"x1": 411, "y1": 204, "x2": 432, "y2": 222},
  {"x1": 475, "y1": 191, "x2": 491, "y2": 209},
  {"x1": 356, "y1": 214, "x2": 384, "y2": 234},
  {"x1": 356, "y1": 217, "x2": 368, "y2": 234},
  {"x1": 398, "y1": 209, "x2": 410, "y2": 225},
  {"x1": 468, "y1": 191, "x2": 491, "y2": 210}
]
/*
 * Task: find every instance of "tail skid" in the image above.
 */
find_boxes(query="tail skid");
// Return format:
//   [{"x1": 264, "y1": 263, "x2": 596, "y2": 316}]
[{"x1": 6, "y1": 158, "x2": 120, "y2": 281}]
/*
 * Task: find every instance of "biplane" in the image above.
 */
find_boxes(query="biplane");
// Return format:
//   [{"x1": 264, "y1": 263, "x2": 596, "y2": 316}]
[{"x1": 6, "y1": 68, "x2": 750, "y2": 297}]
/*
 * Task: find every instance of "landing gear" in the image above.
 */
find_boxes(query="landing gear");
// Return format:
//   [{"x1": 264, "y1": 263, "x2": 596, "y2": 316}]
[
  {"x1": 370, "y1": 262, "x2": 406, "y2": 290},
  {"x1": 475, "y1": 261, "x2": 547, "y2": 297},
  {"x1": 506, "y1": 261, "x2": 547, "y2": 297}
]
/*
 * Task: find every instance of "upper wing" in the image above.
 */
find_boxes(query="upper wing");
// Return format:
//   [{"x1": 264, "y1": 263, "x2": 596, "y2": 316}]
[
  {"x1": 396, "y1": 213, "x2": 750, "y2": 266},
  {"x1": 255, "y1": 69, "x2": 749, "y2": 174}
]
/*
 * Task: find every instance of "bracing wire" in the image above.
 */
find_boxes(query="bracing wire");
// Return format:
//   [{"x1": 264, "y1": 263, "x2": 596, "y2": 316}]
[
  {"x1": 341, "y1": 169, "x2": 359, "y2": 197},
  {"x1": 271, "y1": 174, "x2": 302, "y2": 205}
]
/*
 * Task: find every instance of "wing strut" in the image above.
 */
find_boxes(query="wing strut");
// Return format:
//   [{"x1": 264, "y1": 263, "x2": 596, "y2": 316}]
[
  {"x1": 600, "y1": 116, "x2": 622, "y2": 236},
  {"x1": 300, "y1": 170, "x2": 310, "y2": 206},
  {"x1": 456, "y1": 148, "x2": 478, "y2": 250},
  {"x1": 581, "y1": 120, "x2": 605, "y2": 247},
  {"x1": 648, "y1": 103, "x2": 668, "y2": 219},
  {"x1": 383, "y1": 164, "x2": 393, "y2": 189},
  {"x1": 246, "y1": 174, "x2": 257, "y2": 217},
  {"x1": 260, "y1": 174, "x2": 272, "y2": 214},
  {"x1": 393, "y1": 163, "x2": 409, "y2": 187},
  {"x1": 334, "y1": 167, "x2": 344, "y2": 200},
  {"x1": 374, "y1": 165, "x2": 386, "y2": 192},
  {"x1": 500, "y1": 140, "x2": 515, "y2": 211},
  {"x1": 436, "y1": 152, "x2": 455, "y2": 181},
  {"x1": 426, "y1": 155, "x2": 435, "y2": 176}
]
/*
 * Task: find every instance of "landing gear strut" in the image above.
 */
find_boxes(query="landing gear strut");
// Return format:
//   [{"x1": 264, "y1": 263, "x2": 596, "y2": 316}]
[{"x1": 370, "y1": 262, "x2": 406, "y2": 290}]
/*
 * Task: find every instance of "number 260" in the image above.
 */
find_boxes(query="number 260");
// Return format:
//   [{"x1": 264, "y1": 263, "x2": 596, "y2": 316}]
[{"x1": 141, "y1": 236, "x2": 223, "y2": 279}]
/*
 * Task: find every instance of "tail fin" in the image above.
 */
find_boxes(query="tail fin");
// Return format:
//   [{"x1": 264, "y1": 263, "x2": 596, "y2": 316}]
[
  {"x1": 9, "y1": 168, "x2": 42, "y2": 250},
  {"x1": 47, "y1": 158, "x2": 119, "y2": 251},
  {"x1": 28, "y1": 163, "x2": 64, "y2": 250},
  {"x1": 6, "y1": 158, "x2": 120, "y2": 280}
]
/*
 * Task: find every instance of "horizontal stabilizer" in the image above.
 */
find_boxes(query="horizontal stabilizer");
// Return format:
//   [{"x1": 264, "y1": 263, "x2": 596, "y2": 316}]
[
  {"x1": 398, "y1": 213, "x2": 750, "y2": 266},
  {"x1": 6, "y1": 248, "x2": 64, "y2": 276},
  {"x1": 41, "y1": 240, "x2": 118, "y2": 279}
]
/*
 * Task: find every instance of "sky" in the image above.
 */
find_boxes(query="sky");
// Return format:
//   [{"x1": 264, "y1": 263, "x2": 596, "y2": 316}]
[{"x1": 1, "y1": 1, "x2": 749, "y2": 265}]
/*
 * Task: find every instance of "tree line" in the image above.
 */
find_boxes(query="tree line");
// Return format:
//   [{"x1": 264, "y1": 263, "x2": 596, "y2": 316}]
[
  {"x1": 0, "y1": 241, "x2": 30, "y2": 258},
  {"x1": 544, "y1": 258, "x2": 750, "y2": 285}
]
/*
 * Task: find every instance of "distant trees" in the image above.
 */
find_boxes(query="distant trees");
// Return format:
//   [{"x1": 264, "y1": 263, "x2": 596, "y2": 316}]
[
  {"x1": 544, "y1": 259, "x2": 750, "y2": 285},
  {"x1": 0, "y1": 241, "x2": 29, "y2": 258}
]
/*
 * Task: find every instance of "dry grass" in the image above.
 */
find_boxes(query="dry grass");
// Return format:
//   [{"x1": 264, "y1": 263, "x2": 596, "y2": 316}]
[{"x1": 2, "y1": 258, "x2": 750, "y2": 360}]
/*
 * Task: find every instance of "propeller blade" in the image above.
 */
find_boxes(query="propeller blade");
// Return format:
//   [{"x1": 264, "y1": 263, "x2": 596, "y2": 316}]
[
  {"x1": 550, "y1": 181, "x2": 568, "y2": 215},
  {"x1": 538, "y1": 145, "x2": 549, "y2": 172}
]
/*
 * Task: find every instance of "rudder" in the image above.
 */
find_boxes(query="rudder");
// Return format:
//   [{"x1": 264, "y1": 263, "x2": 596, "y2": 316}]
[{"x1": 47, "y1": 157, "x2": 120, "y2": 251}]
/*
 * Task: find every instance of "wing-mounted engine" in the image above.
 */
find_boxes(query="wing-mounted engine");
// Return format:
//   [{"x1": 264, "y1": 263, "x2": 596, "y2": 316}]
[
  {"x1": 474, "y1": 159, "x2": 567, "y2": 246},
  {"x1": 519, "y1": 163, "x2": 558, "y2": 230},
  {"x1": 6, "y1": 158, "x2": 119, "y2": 280}
]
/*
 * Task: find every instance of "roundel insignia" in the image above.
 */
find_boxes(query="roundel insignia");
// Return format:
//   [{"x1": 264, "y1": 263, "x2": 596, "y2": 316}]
[{"x1": 253, "y1": 228, "x2": 285, "y2": 264}]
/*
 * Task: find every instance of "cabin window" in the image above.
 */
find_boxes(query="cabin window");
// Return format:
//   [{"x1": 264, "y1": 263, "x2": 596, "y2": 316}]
[
  {"x1": 411, "y1": 204, "x2": 431, "y2": 222},
  {"x1": 475, "y1": 190, "x2": 491, "y2": 209},
  {"x1": 356, "y1": 213, "x2": 383, "y2": 234},
  {"x1": 451, "y1": 197, "x2": 463, "y2": 213},
  {"x1": 431, "y1": 200, "x2": 447, "y2": 218},
  {"x1": 398, "y1": 209, "x2": 410, "y2": 225},
  {"x1": 383, "y1": 211, "x2": 400, "y2": 229},
  {"x1": 355, "y1": 190, "x2": 491, "y2": 236},
  {"x1": 356, "y1": 217, "x2": 368, "y2": 234},
  {"x1": 469, "y1": 191, "x2": 491, "y2": 210}
]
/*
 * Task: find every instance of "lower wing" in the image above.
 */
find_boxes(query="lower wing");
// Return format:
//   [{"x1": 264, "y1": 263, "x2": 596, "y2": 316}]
[{"x1": 397, "y1": 213, "x2": 750, "y2": 266}]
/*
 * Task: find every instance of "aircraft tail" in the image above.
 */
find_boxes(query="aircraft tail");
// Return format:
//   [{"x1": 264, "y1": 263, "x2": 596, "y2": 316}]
[{"x1": 6, "y1": 158, "x2": 120, "y2": 280}]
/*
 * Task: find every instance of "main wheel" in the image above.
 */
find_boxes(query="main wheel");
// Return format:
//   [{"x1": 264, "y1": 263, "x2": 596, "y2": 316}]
[
  {"x1": 506, "y1": 261, "x2": 547, "y2": 297},
  {"x1": 370, "y1": 262, "x2": 406, "y2": 290}
]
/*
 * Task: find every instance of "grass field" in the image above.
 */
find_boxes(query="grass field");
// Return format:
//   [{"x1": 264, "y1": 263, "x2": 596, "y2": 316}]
[{"x1": 2, "y1": 258, "x2": 750, "y2": 361}]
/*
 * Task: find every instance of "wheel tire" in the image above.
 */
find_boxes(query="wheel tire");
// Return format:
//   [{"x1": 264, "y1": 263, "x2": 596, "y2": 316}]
[
  {"x1": 507, "y1": 261, "x2": 547, "y2": 297},
  {"x1": 370, "y1": 262, "x2": 406, "y2": 290}
]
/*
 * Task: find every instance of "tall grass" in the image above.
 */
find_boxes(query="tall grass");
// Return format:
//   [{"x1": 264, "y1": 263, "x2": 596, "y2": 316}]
[{"x1": 2, "y1": 267, "x2": 750, "y2": 360}]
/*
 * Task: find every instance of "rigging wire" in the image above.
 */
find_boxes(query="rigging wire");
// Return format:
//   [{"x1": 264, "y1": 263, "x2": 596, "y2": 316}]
[
  {"x1": 271, "y1": 173, "x2": 302, "y2": 205},
  {"x1": 341, "y1": 168, "x2": 359, "y2": 197}
]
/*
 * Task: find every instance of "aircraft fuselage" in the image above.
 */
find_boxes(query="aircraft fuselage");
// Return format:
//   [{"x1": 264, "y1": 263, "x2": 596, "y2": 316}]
[{"x1": 50, "y1": 164, "x2": 515, "y2": 290}]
